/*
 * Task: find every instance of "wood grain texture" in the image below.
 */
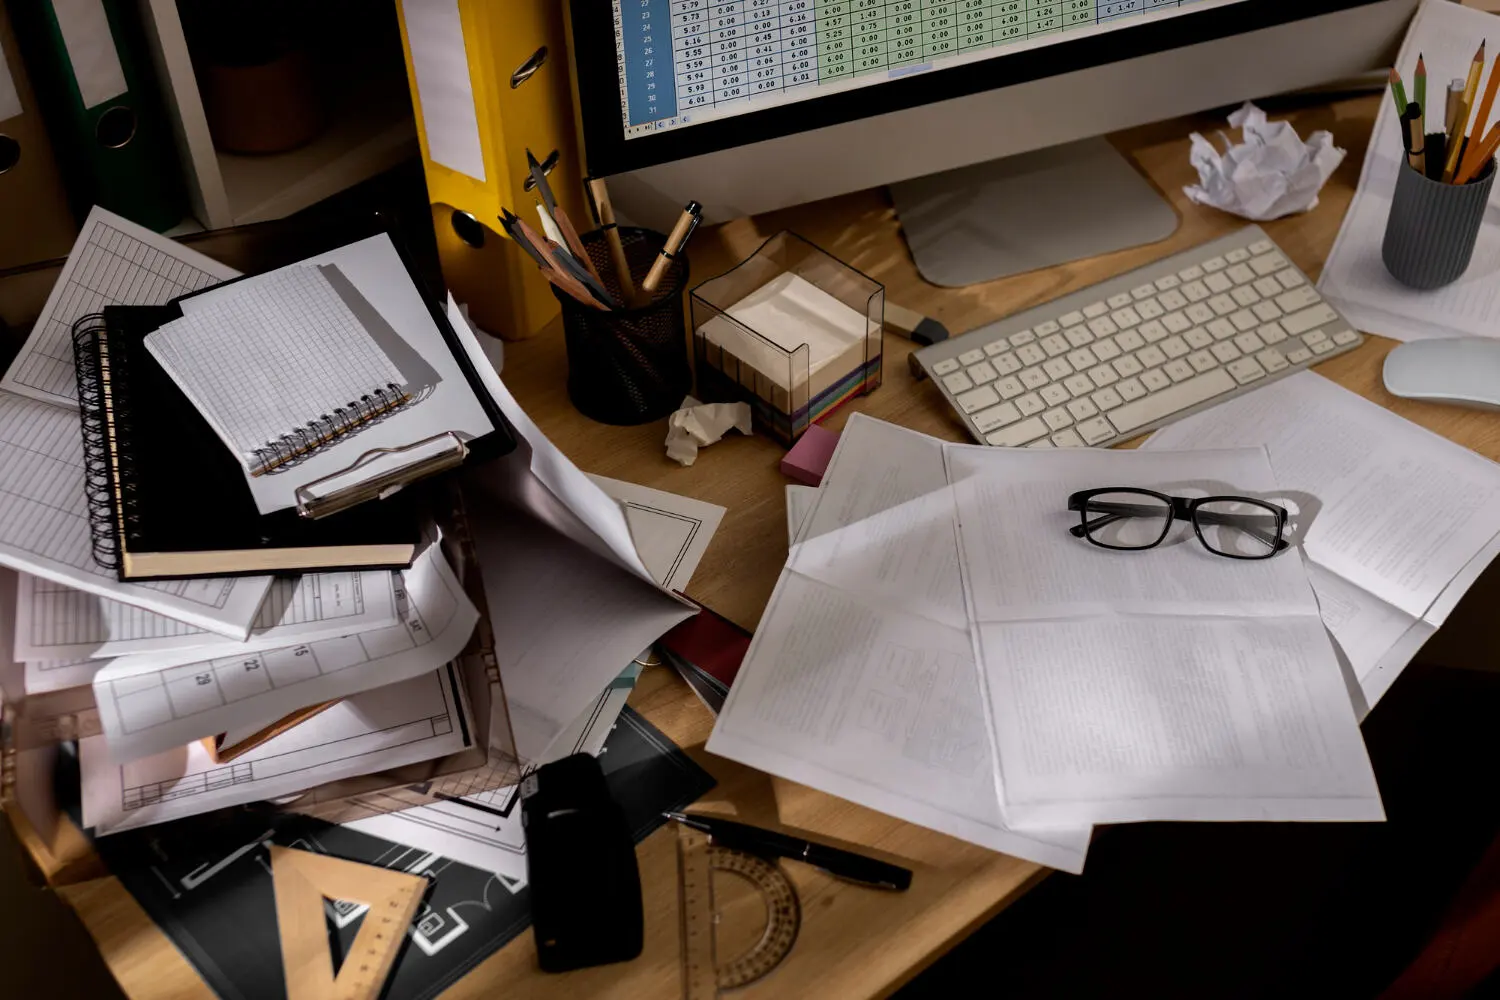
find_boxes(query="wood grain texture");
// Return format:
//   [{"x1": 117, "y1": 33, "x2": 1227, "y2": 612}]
[{"x1": 41, "y1": 92, "x2": 1500, "y2": 1000}]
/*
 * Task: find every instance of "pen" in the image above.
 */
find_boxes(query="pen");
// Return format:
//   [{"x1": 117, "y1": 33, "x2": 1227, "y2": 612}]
[
  {"x1": 1404, "y1": 104, "x2": 1426, "y2": 174},
  {"x1": 1448, "y1": 78, "x2": 1466, "y2": 140},
  {"x1": 664, "y1": 812, "x2": 912, "y2": 891},
  {"x1": 642, "y1": 201, "x2": 702, "y2": 297},
  {"x1": 586, "y1": 176, "x2": 642, "y2": 307}
]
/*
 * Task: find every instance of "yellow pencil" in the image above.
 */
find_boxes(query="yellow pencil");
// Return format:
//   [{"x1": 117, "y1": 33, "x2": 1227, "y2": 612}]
[
  {"x1": 1455, "y1": 122, "x2": 1500, "y2": 184},
  {"x1": 1445, "y1": 40, "x2": 1487, "y2": 182}
]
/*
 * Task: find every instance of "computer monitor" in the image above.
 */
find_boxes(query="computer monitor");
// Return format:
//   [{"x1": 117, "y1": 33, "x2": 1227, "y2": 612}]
[{"x1": 568, "y1": 0, "x2": 1418, "y2": 283}]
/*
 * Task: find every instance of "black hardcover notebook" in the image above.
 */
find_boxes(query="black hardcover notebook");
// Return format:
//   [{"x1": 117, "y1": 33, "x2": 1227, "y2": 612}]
[{"x1": 71, "y1": 304, "x2": 422, "y2": 579}]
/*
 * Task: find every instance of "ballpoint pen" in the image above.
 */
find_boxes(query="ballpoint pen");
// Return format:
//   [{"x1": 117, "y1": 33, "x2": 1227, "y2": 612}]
[
  {"x1": 642, "y1": 201, "x2": 702, "y2": 296},
  {"x1": 586, "y1": 176, "x2": 641, "y2": 307},
  {"x1": 664, "y1": 812, "x2": 913, "y2": 891}
]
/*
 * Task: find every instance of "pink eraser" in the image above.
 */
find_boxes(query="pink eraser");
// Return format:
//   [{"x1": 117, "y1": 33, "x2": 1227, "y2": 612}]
[{"x1": 780, "y1": 425, "x2": 840, "y2": 486}]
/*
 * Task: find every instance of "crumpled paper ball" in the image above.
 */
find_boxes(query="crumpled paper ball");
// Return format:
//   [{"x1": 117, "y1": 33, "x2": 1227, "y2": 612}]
[
  {"x1": 1184, "y1": 102, "x2": 1345, "y2": 221},
  {"x1": 664, "y1": 397, "x2": 751, "y2": 466}
]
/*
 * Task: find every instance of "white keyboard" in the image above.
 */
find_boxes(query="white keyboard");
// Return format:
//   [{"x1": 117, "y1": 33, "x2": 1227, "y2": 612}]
[{"x1": 913, "y1": 226, "x2": 1362, "y2": 448}]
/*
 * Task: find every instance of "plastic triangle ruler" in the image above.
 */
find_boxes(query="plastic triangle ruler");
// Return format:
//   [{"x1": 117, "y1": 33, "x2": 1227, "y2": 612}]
[{"x1": 270, "y1": 845, "x2": 427, "y2": 1000}]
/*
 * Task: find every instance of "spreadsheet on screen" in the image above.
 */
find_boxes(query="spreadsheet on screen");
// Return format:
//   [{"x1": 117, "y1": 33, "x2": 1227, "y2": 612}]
[{"x1": 613, "y1": 0, "x2": 1247, "y2": 138}]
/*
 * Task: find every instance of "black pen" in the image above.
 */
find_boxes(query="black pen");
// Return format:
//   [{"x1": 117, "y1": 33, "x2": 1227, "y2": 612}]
[{"x1": 665, "y1": 812, "x2": 912, "y2": 891}]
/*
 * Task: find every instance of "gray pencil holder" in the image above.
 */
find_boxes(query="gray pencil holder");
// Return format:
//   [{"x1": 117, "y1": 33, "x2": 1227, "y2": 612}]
[{"x1": 1382, "y1": 151, "x2": 1495, "y2": 290}]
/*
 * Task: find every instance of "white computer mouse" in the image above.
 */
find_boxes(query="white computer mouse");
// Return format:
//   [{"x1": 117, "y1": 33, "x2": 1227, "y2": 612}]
[{"x1": 1383, "y1": 338, "x2": 1500, "y2": 412}]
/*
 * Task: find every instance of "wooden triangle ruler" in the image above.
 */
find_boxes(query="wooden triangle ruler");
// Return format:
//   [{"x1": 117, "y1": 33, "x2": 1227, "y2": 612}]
[{"x1": 270, "y1": 845, "x2": 427, "y2": 1000}]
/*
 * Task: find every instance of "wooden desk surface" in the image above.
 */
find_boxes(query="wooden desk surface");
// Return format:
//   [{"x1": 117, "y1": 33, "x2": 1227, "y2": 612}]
[{"x1": 43, "y1": 92, "x2": 1500, "y2": 1000}]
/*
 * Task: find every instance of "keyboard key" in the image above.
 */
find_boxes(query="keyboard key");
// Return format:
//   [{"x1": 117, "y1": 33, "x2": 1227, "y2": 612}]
[
  {"x1": 1010, "y1": 329, "x2": 1037, "y2": 346},
  {"x1": 1077, "y1": 417, "x2": 1115, "y2": 445},
  {"x1": 1211, "y1": 341, "x2": 1242, "y2": 363},
  {"x1": 1116, "y1": 330, "x2": 1145, "y2": 352},
  {"x1": 943, "y1": 371, "x2": 973, "y2": 393},
  {"x1": 1017, "y1": 391, "x2": 1046, "y2": 415},
  {"x1": 1228, "y1": 357, "x2": 1267, "y2": 383},
  {"x1": 1041, "y1": 383, "x2": 1071, "y2": 407},
  {"x1": 987, "y1": 417, "x2": 1049, "y2": 447},
  {"x1": 1226, "y1": 263, "x2": 1256, "y2": 285},
  {"x1": 1231, "y1": 286, "x2": 1261, "y2": 307},
  {"x1": 1282, "y1": 303, "x2": 1339, "y2": 336},
  {"x1": 1067, "y1": 398, "x2": 1099, "y2": 421},
  {"x1": 1164, "y1": 358, "x2": 1195, "y2": 382},
  {"x1": 1303, "y1": 329, "x2": 1329, "y2": 346},
  {"x1": 1043, "y1": 408, "x2": 1074, "y2": 431},
  {"x1": 1188, "y1": 350, "x2": 1217, "y2": 373},
  {"x1": 1017, "y1": 343, "x2": 1047, "y2": 365},
  {"x1": 1208, "y1": 294, "x2": 1238, "y2": 316},
  {"x1": 1131, "y1": 284, "x2": 1157, "y2": 301},
  {"x1": 959, "y1": 348, "x2": 985, "y2": 365},
  {"x1": 1052, "y1": 429, "x2": 1086, "y2": 448},
  {"x1": 1258, "y1": 349, "x2": 1289, "y2": 373},
  {"x1": 1252, "y1": 301, "x2": 1283, "y2": 322},
  {"x1": 1249, "y1": 238, "x2": 1274, "y2": 254},
  {"x1": 1093, "y1": 339, "x2": 1122, "y2": 362},
  {"x1": 1107, "y1": 292, "x2": 1133, "y2": 309},
  {"x1": 1135, "y1": 345, "x2": 1167, "y2": 368},
  {"x1": 1184, "y1": 328, "x2": 1213, "y2": 349},
  {"x1": 1203, "y1": 256, "x2": 1228, "y2": 272},
  {"x1": 1034, "y1": 319, "x2": 1061, "y2": 336},
  {"x1": 1117, "y1": 376, "x2": 1147, "y2": 401},
  {"x1": 1230, "y1": 310, "x2": 1259, "y2": 332},
  {"x1": 1092, "y1": 387, "x2": 1124, "y2": 411},
  {"x1": 932, "y1": 358, "x2": 960, "y2": 376},
  {"x1": 1184, "y1": 305, "x2": 1215, "y2": 329},
  {"x1": 1159, "y1": 289, "x2": 1188, "y2": 310},
  {"x1": 1028, "y1": 439, "x2": 1055, "y2": 449},
  {"x1": 1155, "y1": 274, "x2": 1181, "y2": 290},
  {"x1": 974, "y1": 401, "x2": 1022, "y2": 432},
  {"x1": 1160, "y1": 336, "x2": 1190, "y2": 359},
  {"x1": 1275, "y1": 286, "x2": 1321, "y2": 312},
  {"x1": 1088, "y1": 365, "x2": 1119, "y2": 388},
  {"x1": 1111, "y1": 354, "x2": 1143, "y2": 379},
  {"x1": 1182, "y1": 280, "x2": 1211, "y2": 302},
  {"x1": 1234, "y1": 331, "x2": 1265, "y2": 354},
  {"x1": 1286, "y1": 346, "x2": 1312, "y2": 364},
  {"x1": 1044, "y1": 356, "x2": 1074, "y2": 380},
  {"x1": 1276, "y1": 268, "x2": 1307, "y2": 289},
  {"x1": 1083, "y1": 301, "x2": 1110, "y2": 319},
  {"x1": 1204, "y1": 272, "x2": 1234, "y2": 294},
  {"x1": 1225, "y1": 248, "x2": 1251, "y2": 264},
  {"x1": 1139, "y1": 321, "x2": 1169, "y2": 344},
  {"x1": 1136, "y1": 298, "x2": 1164, "y2": 320},
  {"x1": 1178, "y1": 264, "x2": 1204, "y2": 281},
  {"x1": 1140, "y1": 367, "x2": 1172, "y2": 392},
  {"x1": 1111, "y1": 306, "x2": 1142, "y2": 328},
  {"x1": 1065, "y1": 325, "x2": 1094, "y2": 347},
  {"x1": 1041, "y1": 333, "x2": 1070, "y2": 357},
  {"x1": 1063, "y1": 373, "x2": 1095, "y2": 397},
  {"x1": 957, "y1": 385, "x2": 1000, "y2": 412},
  {"x1": 1251, "y1": 252, "x2": 1286, "y2": 276},
  {"x1": 967, "y1": 360, "x2": 998, "y2": 384},
  {"x1": 1161, "y1": 311, "x2": 1192, "y2": 334},
  {"x1": 1259, "y1": 322, "x2": 1287, "y2": 344},
  {"x1": 996, "y1": 376, "x2": 1025, "y2": 399},
  {"x1": 1059, "y1": 310, "x2": 1085, "y2": 327},
  {"x1": 994, "y1": 352, "x2": 1023, "y2": 375},
  {"x1": 1332, "y1": 329, "x2": 1360, "y2": 346},
  {"x1": 1020, "y1": 366, "x2": 1050, "y2": 389},
  {"x1": 1254, "y1": 276, "x2": 1283, "y2": 298},
  {"x1": 1088, "y1": 316, "x2": 1119, "y2": 338},
  {"x1": 1067, "y1": 347, "x2": 1098, "y2": 370},
  {"x1": 1108, "y1": 368, "x2": 1236, "y2": 435},
  {"x1": 983, "y1": 339, "x2": 1010, "y2": 357}
]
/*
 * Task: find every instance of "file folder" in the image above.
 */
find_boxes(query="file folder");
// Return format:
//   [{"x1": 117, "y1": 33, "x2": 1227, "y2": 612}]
[
  {"x1": 395, "y1": 0, "x2": 587, "y2": 340},
  {"x1": 0, "y1": 3, "x2": 77, "y2": 269},
  {"x1": 9, "y1": 0, "x2": 186, "y2": 232}
]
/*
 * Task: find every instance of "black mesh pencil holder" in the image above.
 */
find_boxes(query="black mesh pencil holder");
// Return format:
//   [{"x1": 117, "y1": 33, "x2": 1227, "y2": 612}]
[{"x1": 551, "y1": 226, "x2": 691, "y2": 425}]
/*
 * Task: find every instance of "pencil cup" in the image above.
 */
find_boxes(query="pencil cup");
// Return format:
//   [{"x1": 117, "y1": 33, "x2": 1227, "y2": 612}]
[
  {"x1": 1382, "y1": 150, "x2": 1496, "y2": 290},
  {"x1": 552, "y1": 227, "x2": 691, "y2": 425}
]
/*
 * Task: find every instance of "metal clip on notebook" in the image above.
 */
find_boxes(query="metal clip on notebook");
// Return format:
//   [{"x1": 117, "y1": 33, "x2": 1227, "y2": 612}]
[{"x1": 294, "y1": 431, "x2": 471, "y2": 519}]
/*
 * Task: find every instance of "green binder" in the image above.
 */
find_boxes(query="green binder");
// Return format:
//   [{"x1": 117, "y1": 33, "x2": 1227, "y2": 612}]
[{"x1": 9, "y1": 0, "x2": 186, "y2": 232}]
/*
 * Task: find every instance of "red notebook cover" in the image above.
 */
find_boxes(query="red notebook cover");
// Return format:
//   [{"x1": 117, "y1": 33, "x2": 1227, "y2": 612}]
[{"x1": 659, "y1": 606, "x2": 751, "y2": 689}]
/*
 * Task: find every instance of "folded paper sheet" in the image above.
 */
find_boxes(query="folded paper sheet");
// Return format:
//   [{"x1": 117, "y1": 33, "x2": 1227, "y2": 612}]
[{"x1": 1184, "y1": 103, "x2": 1345, "y2": 221}]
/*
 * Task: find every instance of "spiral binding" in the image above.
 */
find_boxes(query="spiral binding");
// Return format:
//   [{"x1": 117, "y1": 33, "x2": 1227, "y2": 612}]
[
  {"x1": 249, "y1": 382, "x2": 416, "y2": 477},
  {"x1": 71, "y1": 314, "x2": 134, "y2": 571}
]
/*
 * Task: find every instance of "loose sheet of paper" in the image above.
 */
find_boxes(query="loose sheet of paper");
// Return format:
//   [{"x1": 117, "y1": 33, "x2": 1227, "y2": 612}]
[
  {"x1": 786, "y1": 485, "x2": 817, "y2": 545},
  {"x1": 24, "y1": 657, "x2": 102, "y2": 694},
  {"x1": 945, "y1": 441, "x2": 1381, "y2": 828},
  {"x1": 1144, "y1": 372, "x2": 1500, "y2": 711},
  {"x1": 92, "y1": 541, "x2": 477, "y2": 761},
  {"x1": 711, "y1": 415, "x2": 1091, "y2": 873},
  {"x1": 15, "y1": 570, "x2": 398, "y2": 662},
  {"x1": 1318, "y1": 0, "x2": 1500, "y2": 342},
  {"x1": 588, "y1": 475, "x2": 725, "y2": 593},
  {"x1": 81, "y1": 666, "x2": 473, "y2": 834}
]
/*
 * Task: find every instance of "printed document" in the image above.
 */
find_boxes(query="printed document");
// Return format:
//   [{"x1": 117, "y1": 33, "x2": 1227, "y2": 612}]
[{"x1": 1145, "y1": 372, "x2": 1500, "y2": 713}]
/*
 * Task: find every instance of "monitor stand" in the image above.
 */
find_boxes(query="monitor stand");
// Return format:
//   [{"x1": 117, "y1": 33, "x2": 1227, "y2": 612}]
[{"x1": 889, "y1": 136, "x2": 1180, "y2": 288}]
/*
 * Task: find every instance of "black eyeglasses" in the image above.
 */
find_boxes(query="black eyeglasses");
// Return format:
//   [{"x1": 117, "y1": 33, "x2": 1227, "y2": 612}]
[{"x1": 1067, "y1": 488, "x2": 1290, "y2": 560}]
